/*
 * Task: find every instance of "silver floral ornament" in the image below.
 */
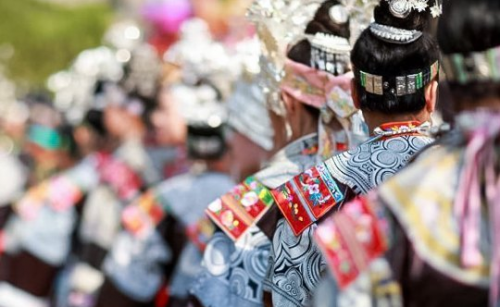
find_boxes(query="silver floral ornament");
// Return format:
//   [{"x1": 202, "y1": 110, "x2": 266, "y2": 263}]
[{"x1": 388, "y1": 0, "x2": 411, "y2": 18}]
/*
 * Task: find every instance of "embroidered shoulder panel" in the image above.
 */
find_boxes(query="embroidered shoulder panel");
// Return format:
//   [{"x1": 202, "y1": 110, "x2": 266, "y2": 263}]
[
  {"x1": 314, "y1": 195, "x2": 388, "y2": 289},
  {"x1": 206, "y1": 176, "x2": 275, "y2": 241},
  {"x1": 271, "y1": 163, "x2": 345, "y2": 236}
]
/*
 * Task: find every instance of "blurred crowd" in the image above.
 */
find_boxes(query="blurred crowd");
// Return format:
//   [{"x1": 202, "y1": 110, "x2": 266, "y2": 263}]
[{"x1": 0, "y1": 0, "x2": 499, "y2": 307}]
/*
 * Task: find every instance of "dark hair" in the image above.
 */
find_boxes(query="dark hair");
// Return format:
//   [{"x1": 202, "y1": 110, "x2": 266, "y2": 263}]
[
  {"x1": 351, "y1": 0, "x2": 440, "y2": 114},
  {"x1": 287, "y1": 0, "x2": 351, "y2": 117},
  {"x1": 58, "y1": 124, "x2": 79, "y2": 158},
  {"x1": 438, "y1": 0, "x2": 500, "y2": 104},
  {"x1": 287, "y1": 0, "x2": 351, "y2": 67},
  {"x1": 84, "y1": 109, "x2": 107, "y2": 137}
]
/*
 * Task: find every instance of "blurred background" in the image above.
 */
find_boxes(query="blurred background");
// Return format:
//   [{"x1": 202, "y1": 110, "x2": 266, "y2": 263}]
[{"x1": 0, "y1": 0, "x2": 250, "y2": 110}]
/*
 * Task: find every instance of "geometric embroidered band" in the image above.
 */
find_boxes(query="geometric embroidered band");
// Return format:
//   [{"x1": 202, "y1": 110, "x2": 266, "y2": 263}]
[
  {"x1": 356, "y1": 61, "x2": 439, "y2": 96},
  {"x1": 442, "y1": 45, "x2": 500, "y2": 84}
]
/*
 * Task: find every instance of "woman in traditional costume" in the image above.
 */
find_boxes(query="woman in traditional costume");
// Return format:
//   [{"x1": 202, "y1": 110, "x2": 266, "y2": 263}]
[
  {"x1": 266, "y1": 1, "x2": 441, "y2": 306},
  {"x1": 190, "y1": 1, "x2": 366, "y2": 306},
  {"x1": 315, "y1": 0, "x2": 500, "y2": 306}
]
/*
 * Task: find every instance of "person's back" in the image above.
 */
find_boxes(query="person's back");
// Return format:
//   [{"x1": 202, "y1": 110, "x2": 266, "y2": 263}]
[{"x1": 313, "y1": 0, "x2": 500, "y2": 305}]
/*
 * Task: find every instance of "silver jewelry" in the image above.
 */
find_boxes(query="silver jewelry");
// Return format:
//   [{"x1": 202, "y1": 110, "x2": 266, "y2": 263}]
[
  {"x1": 329, "y1": 5, "x2": 349, "y2": 24},
  {"x1": 369, "y1": 23, "x2": 422, "y2": 45},
  {"x1": 388, "y1": 0, "x2": 411, "y2": 18},
  {"x1": 358, "y1": 61, "x2": 439, "y2": 96},
  {"x1": 386, "y1": 0, "x2": 439, "y2": 18},
  {"x1": 309, "y1": 33, "x2": 351, "y2": 75}
]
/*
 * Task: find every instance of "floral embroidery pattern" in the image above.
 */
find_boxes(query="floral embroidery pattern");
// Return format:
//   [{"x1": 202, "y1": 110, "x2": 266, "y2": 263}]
[
  {"x1": 206, "y1": 177, "x2": 275, "y2": 241},
  {"x1": 272, "y1": 163, "x2": 345, "y2": 236},
  {"x1": 314, "y1": 196, "x2": 388, "y2": 289}
]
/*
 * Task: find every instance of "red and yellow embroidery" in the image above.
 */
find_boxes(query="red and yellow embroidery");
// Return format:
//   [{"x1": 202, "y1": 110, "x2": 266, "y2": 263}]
[
  {"x1": 314, "y1": 195, "x2": 388, "y2": 288},
  {"x1": 122, "y1": 191, "x2": 164, "y2": 237},
  {"x1": 272, "y1": 163, "x2": 345, "y2": 236}
]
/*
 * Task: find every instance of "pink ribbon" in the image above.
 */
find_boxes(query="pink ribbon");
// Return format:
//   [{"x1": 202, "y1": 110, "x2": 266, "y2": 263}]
[{"x1": 454, "y1": 110, "x2": 500, "y2": 306}]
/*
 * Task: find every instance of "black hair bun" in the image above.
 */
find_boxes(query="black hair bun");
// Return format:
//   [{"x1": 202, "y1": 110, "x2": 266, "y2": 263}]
[{"x1": 288, "y1": 0, "x2": 351, "y2": 67}]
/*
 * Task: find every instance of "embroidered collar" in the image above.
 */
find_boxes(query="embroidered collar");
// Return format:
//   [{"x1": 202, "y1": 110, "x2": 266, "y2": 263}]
[
  {"x1": 370, "y1": 121, "x2": 431, "y2": 142},
  {"x1": 205, "y1": 133, "x2": 319, "y2": 242}
]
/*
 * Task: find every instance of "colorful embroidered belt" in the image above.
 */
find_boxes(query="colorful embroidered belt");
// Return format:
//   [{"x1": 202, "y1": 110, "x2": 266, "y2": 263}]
[
  {"x1": 314, "y1": 195, "x2": 388, "y2": 289},
  {"x1": 205, "y1": 176, "x2": 274, "y2": 241},
  {"x1": 271, "y1": 162, "x2": 345, "y2": 236}
]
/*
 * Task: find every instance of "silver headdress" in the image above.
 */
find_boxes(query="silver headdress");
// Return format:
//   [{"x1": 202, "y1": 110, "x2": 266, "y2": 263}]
[
  {"x1": 339, "y1": 0, "x2": 380, "y2": 44},
  {"x1": 369, "y1": 0, "x2": 442, "y2": 45},
  {"x1": 247, "y1": 0, "x2": 323, "y2": 116},
  {"x1": 170, "y1": 83, "x2": 227, "y2": 160},
  {"x1": 442, "y1": 46, "x2": 500, "y2": 84},
  {"x1": 163, "y1": 18, "x2": 239, "y2": 101},
  {"x1": 227, "y1": 38, "x2": 274, "y2": 151},
  {"x1": 309, "y1": 32, "x2": 352, "y2": 76},
  {"x1": 122, "y1": 44, "x2": 162, "y2": 99},
  {"x1": 305, "y1": 4, "x2": 353, "y2": 76},
  {"x1": 385, "y1": 0, "x2": 442, "y2": 19}
]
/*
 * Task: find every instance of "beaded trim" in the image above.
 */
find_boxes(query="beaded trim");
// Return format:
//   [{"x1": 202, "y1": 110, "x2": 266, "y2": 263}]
[{"x1": 356, "y1": 61, "x2": 439, "y2": 96}]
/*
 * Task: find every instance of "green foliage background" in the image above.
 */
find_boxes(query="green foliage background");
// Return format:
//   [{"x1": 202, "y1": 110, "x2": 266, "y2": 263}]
[{"x1": 0, "y1": 0, "x2": 113, "y2": 90}]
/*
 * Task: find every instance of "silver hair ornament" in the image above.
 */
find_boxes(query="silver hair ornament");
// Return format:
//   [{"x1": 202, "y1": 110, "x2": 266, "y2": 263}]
[
  {"x1": 329, "y1": 4, "x2": 349, "y2": 24},
  {"x1": 369, "y1": 23, "x2": 423, "y2": 44}
]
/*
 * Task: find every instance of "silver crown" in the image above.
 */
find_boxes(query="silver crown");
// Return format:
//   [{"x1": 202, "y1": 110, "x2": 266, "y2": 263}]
[
  {"x1": 309, "y1": 33, "x2": 351, "y2": 54},
  {"x1": 309, "y1": 33, "x2": 352, "y2": 75}
]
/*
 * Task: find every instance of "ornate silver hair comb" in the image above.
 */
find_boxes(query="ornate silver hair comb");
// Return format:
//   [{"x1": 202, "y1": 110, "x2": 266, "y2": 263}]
[{"x1": 369, "y1": 23, "x2": 422, "y2": 44}]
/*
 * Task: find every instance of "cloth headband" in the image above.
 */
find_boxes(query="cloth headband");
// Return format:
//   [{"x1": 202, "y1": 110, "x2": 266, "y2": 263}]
[
  {"x1": 355, "y1": 61, "x2": 439, "y2": 97},
  {"x1": 281, "y1": 59, "x2": 368, "y2": 160},
  {"x1": 281, "y1": 59, "x2": 356, "y2": 117},
  {"x1": 442, "y1": 46, "x2": 500, "y2": 85},
  {"x1": 28, "y1": 125, "x2": 67, "y2": 151}
]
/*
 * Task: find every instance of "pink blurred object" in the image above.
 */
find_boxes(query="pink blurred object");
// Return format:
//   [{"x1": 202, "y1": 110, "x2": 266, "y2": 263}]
[{"x1": 142, "y1": 0, "x2": 192, "y2": 34}]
